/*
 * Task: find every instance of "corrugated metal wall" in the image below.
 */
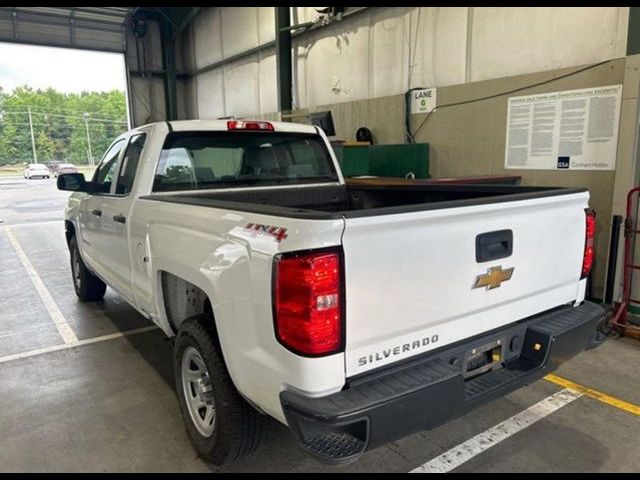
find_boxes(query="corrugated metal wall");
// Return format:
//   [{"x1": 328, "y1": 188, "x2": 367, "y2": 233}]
[{"x1": 178, "y1": 7, "x2": 629, "y2": 119}]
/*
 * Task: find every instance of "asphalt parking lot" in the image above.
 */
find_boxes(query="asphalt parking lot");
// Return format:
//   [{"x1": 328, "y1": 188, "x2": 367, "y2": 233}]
[{"x1": 1, "y1": 176, "x2": 639, "y2": 473}]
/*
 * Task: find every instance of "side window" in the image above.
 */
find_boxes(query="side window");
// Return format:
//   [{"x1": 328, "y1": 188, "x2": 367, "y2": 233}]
[
  {"x1": 116, "y1": 134, "x2": 147, "y2": 195},
  {"x1": 93, "y1": 139, "x2": 125, "y2": 194}
]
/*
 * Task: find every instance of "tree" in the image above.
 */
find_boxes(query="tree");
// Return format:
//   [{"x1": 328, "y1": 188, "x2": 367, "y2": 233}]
[{"x1": 0, "y1": 86, "x2": 127, "y2": 165}]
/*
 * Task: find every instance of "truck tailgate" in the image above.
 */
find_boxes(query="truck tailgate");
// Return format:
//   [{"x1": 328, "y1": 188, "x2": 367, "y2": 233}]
[{"x1": 342, "y1": 192, "x2": 589, "y2": 376}]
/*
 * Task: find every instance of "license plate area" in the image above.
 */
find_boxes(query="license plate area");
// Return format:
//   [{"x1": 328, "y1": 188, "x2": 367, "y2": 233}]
[{"x1": 463, "y1": 338, "x2": 504, "y2": 379}]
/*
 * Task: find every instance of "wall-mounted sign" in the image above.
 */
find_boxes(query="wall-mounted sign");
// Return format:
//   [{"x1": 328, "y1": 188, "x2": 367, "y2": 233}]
[
  {"x1": 505, "y1": 85, "x2": 622, "y2": 170},
  {"x1": 411, "y1": 88, "x2": 437, "y2": 114}
]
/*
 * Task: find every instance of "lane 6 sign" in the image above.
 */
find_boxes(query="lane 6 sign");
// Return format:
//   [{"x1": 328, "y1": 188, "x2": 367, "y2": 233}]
[{"x1": 411, "y1": 88, "x2": 436, "y2": 114}]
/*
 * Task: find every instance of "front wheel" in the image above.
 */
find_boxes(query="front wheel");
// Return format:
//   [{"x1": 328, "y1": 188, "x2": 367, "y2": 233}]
[
  {"x1": 174, "y1": 315, "x2": 264, "y2": 465},
  {"x1": 69, "y1": 235, "x2": 106, "y2": 301}
]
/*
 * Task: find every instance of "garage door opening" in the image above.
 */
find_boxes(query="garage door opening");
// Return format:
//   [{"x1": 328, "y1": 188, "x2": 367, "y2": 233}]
[{"x1": 0, "y1": 41, "x2": 129, "y2": 178}]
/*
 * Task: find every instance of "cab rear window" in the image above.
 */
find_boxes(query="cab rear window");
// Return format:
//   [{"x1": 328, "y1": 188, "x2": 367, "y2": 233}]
[{"x1": 153, "y1": 131, "x2": 339, "y2": 192}]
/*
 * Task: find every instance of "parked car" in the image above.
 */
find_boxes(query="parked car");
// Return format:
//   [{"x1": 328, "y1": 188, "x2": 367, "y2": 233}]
[
  {"x1": 58, "y1": 120, "x2": 606, "y2": 466},
  {"x1": 54, "y1": 163, "x2": 78, "y2": 177},
  {"x1": 24, "y1": 163, "x2": 51, "y2": 179},
  {"x1": 46, "y1": 160, "x2": 63, "y2": 173}
]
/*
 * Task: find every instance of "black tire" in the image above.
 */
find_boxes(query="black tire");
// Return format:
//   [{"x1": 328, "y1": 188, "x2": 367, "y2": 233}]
[
  {"x1": 174, "y1": 315, "x2": 264, "y2": 465},
  {"x1": 69, "y1": 235, "x2": 106, "y2": 301}
]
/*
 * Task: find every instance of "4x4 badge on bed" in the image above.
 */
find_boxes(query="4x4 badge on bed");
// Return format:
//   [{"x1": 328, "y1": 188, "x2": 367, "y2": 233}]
[
  {"x1": 473, "y1": 266, "x2": 514, "y2": 290},
  {"x1": 244, "y1": 223, "x2": 288, "y2": 242}
]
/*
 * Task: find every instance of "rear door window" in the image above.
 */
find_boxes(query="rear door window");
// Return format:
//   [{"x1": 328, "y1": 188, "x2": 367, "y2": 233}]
[
  {"x1": 93, "y1": 139, "x2": 126, "y2": 194},
  {"x1": 116, "y1": 133, "x2": 147, "y2": 195}
]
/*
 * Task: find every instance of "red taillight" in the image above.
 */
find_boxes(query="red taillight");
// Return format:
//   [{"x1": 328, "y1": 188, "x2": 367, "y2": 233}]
[
  {"x1": 227, "y1": 120, "x2": 274, "y2": 131},
  {"x1": 581, "y1": 208, "x2": 596, "y2": 279},
  {"x1": 274, "y1": 249, "x2": 343, "y2": 356}
]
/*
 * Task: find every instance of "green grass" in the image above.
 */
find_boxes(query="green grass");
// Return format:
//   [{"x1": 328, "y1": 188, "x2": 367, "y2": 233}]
[{"x1": 0, "y1": 165, "x2": 24, "y2": 177}]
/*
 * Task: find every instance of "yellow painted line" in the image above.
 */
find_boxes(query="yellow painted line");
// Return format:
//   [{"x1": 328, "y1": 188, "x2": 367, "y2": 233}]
[{"x1": 545, "y1": 374, "x2": 640, "y2": 416}]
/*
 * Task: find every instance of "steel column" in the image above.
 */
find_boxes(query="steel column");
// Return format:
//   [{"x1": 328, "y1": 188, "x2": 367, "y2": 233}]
[
  {"x1": 276, "y1": 7, "x2": 292, "y2": 112},
  {"x1": 160, "y1": 17, "x2": 178, "y2": 120},
  {"x1": 628, "y1": 7, "x2": 640, "y2": 55}
]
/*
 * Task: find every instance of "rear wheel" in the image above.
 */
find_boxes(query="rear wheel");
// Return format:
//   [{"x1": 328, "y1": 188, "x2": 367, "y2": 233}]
[
  {"x1": 69, "y1": 235, "x2": 106, "y2": 301},
  {"x1": 174, "y1": 315, "x2": 264, "y2": 465}
]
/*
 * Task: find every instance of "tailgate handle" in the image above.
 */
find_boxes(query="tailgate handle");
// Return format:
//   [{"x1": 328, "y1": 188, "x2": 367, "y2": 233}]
[{"x1": 476, "y1": 230, "x2": 513, "y2": 263}]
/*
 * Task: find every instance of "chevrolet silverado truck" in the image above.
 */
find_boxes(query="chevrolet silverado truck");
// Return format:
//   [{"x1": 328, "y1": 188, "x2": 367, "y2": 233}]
[{"x1": 57, "y1": 119, "x2": 606, "y2": 465}]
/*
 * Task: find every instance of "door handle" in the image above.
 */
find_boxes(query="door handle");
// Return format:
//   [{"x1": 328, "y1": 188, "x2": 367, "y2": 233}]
[
  {"x1": 91, "y1": 208, "x2": 102, "y2": 217},
  {"x1": 476, "y1": 229, "x2": 513, "y2": 262},
  {"x1": 113, "y1": 214, "x2": 126, "y2": 224}
]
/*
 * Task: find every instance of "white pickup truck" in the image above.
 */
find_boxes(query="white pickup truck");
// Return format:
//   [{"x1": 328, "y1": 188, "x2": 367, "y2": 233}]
[{"x1": 58, "y1": 119, "x2": 605, "y2": 465}]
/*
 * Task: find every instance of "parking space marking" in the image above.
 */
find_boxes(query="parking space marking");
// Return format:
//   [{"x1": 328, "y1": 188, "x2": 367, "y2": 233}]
[
  {"x1": 410, "y1": 388, "x2": 582, "y2": 473},
  {"x1": 4, "y1": 225, "x2": 78, "y2": 344},
  {"x1": 545, "y1": 373, "x2": 640, "y2": 416},
  {"x1": 0, "y1": 325, "x2": 159, "y2": 365},
  {"x1": 8, "y1": 220, "x2": 62, "y2": 228}
]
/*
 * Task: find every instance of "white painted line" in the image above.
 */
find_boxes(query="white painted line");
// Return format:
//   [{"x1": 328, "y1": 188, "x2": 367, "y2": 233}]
[
  {"x1": 410, "y1": 388, "x2": 583, "y2": 473},
  {"x1": 4, "y1": 225, "x2": 78, "y2": 344},
  {"x1": 8, "y1": 220, "x2": 62, "y2": 228},
  {"x1": 0, "y1": 325, "x2": 158, "y2": 365}
]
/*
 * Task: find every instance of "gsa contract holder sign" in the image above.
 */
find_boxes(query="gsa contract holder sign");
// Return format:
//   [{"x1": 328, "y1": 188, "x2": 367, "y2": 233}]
[{"x1": 505, "y1": 85, "x2": 622, "y2": 171}]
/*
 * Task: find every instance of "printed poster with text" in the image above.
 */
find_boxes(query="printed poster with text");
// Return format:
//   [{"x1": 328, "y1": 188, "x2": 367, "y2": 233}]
[{"x1": 505, "y1": 85, "x2": 622, "y2": 170}]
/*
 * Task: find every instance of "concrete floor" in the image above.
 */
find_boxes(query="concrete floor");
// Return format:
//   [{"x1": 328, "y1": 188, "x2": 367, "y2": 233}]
[{"x1": 0, "y1": 176, "x2": 639, "y2": 472}]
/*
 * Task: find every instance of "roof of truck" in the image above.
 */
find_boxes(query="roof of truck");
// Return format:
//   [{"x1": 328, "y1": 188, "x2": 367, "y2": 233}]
[{"x1": 137, "y1": 119, "x2": 319, "y2": 135}]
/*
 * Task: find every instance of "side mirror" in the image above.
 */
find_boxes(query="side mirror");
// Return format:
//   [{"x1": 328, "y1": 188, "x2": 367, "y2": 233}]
[{"x1": 57, "y1": 173, "x2": 90, "y2": 192}]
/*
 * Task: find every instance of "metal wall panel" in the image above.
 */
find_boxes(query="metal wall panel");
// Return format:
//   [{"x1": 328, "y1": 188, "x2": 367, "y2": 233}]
[
  {"x1": 129, "y1": 75, "x2": 166, "y2": 126},
  {"x1": 223, "y1": 54, "x2": 260, "y2": 116},
  {"x1": 196, "y1": 67, "x2": 225, "y2": 119},
  {"x1": 296, "y1": 12, "x2": 371, "y2": 108},
  {"x1": 185, "y1": 7, "x2": 629, "y2": 117},
  {"x1": 470, "y1": 7, "x2": 628, "y2": 83},
  {"x1": 259, "y1": 47, "x2": 278, "y2": 115},
  {"x1": 257, "y1": 7, "x2": 275, "y2": 44},
  {"x1": 407, "y1": 7, "x2": 468, "y2": 89},
  {"x1": 221, "y1": 7, "x2": 259, "y2": 59},
  {"x1": 193, "y1": 7, "x2": 223, "y2": 70}
]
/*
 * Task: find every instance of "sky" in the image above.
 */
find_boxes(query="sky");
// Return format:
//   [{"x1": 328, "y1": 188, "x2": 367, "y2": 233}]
[{"x1": 0, "y1": 42, "x2": 126, "y2": 94}]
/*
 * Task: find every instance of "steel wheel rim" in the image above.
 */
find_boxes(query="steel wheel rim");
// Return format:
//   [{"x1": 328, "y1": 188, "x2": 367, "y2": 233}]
[
  {"x1": 181, "y1": 346, "x2": 216, "y2": 437},
  {"x1": 72, "y1": 248, "x2": 81, "y2": 290}
]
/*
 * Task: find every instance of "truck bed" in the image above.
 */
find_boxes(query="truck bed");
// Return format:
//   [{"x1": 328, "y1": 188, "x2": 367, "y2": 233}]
[{"x1": 141, "y1": 184, "x2": 586, "y2": 220}]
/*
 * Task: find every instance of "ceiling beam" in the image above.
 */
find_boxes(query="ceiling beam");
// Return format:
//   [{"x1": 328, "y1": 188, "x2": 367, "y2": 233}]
[{"x1": 171, "y1": 7, "x2": 202, "y2": 39}]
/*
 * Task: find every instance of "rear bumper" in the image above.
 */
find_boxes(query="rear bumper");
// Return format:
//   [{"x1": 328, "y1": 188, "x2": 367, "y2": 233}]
[{"x1": 280, "y1": 301, "x2": 605, "y2": 464}]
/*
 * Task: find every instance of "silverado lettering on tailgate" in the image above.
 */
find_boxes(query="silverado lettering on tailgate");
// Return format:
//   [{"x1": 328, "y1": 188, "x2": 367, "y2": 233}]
[{"x1": 358, "y1": 334, "x2": 439, "y2": 367}]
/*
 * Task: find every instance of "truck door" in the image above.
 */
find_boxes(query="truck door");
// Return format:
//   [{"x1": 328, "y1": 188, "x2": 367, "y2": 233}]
[
  {"x1": 77, "y1": 138, "x2": 126, "y2": 277},
  {"x1": 98, "y1": 133, "x2": 147, "y2": 305}
]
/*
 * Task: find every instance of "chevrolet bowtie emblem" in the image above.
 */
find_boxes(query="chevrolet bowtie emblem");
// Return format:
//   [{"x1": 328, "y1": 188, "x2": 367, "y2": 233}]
[{"x1": 473, "y1": 266, "x2": 514, "y2": 290}]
